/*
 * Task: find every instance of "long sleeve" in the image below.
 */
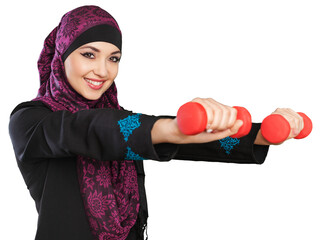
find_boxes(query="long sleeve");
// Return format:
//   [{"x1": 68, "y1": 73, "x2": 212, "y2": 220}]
[
  {"x1": 154, "y1": 116, "x2": 269, "y2": 164},
  {"x1": 9, "y1": 101, "x2": 178, "y2": 163},
  {"x1": 173, "y1": 123, "x2": 269, "y2": 164}
]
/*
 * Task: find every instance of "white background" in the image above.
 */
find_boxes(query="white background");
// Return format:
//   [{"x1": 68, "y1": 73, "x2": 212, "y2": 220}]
[{"x1": 1, "y1": 0, "x2": 319, "y2": 239}]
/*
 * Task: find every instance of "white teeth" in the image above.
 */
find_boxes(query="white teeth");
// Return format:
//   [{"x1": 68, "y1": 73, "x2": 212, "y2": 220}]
[{"x1": 85, "y1": 79, "x2": 103, "y2": 86}]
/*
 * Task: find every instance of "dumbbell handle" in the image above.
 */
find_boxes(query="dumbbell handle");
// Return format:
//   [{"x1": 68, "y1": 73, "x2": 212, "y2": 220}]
[
  {"x1": 176, "y1": 102, "x2": 252, "y2": 138},
  {"x1": 261, "y1": 112, "x2": 313, "y2": 144}
]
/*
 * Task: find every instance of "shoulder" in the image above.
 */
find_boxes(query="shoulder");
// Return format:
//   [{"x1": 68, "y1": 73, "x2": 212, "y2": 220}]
[
  {"x1": 9, "y1": 101, "x2": 53, "y2": 139},
  {"x1": 10, "y1": 101, "x2": 52, "y2": 117}
]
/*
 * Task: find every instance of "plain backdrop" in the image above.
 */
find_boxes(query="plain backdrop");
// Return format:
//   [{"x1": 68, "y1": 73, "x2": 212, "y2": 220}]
[{"x1": 1, "y1": 0, "x2": 319, "y2": 239}]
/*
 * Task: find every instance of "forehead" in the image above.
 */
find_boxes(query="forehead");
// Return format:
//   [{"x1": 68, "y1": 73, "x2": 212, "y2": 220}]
[{"x1": 79, "y1": 42, "x2": 121, "y2": 53}]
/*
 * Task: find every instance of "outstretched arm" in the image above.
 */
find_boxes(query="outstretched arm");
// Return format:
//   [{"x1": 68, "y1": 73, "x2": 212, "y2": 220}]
[{"x1": 151, "y1": 98, "x2": 304, "y2": 146}]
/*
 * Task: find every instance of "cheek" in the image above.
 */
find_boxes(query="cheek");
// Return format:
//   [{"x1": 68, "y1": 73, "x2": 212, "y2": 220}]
[
  {"x1": 65, "y1": 57, "x2": 89, "y2": 81},
  {"x1": 110, "y1": 65, "x2": 119, "y2": 79},
  {"x1": 64, "y1": 60, "x2": 75, "y2": 83},
  {"x1": 70, "y1": 60, "x2": 87, "y2": 78}
]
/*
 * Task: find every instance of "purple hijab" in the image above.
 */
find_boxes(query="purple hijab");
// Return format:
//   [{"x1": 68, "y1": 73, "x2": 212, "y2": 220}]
[{"x1": 33, "y1": 5, "x2": 140, "y2": 240}]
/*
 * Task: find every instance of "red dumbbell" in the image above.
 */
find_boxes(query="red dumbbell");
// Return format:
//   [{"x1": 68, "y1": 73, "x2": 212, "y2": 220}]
[
  {"x1": 176, "y1": 102, "x2": 252, "y2": 138},
  {"x1": 261, "y1": 112, "x2": 313, "y2": 144}
]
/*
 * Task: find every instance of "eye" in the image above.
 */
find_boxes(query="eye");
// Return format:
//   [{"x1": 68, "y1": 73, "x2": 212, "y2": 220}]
[
  {"x1": 110, "y1": 56, "x2": 121, "y2": 63},
  {"x1": 81, "y1": 52, "x2": 95, "y2": 59}
]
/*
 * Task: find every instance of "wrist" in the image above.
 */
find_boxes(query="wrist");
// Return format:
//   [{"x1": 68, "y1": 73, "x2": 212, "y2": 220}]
[
  {"x1": 151, "y1": 118, "x2": 177, "y2": 144},
  {"x1": 254, "y1": 130, "x2": 272, "y2": 145}
]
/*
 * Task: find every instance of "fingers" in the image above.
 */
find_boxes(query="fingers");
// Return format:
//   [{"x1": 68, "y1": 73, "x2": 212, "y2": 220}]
[
  {"x1": 191, "y1": 98, "x2": 237, "y2": 132},
  {"x1": 193, "y1": 119, "x2": 244, "y2": 143},
  {"x1": 271, "y1": 108, "x2": 304, "y2": 138}
]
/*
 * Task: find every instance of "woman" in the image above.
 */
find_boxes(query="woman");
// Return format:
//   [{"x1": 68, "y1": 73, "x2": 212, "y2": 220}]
[{"x1": 8, "y1": 5, "x2": 304, "y2": 240}]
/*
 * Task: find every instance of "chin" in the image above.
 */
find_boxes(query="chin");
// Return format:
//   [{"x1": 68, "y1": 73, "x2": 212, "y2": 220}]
[
  {"x1": 85, "y1": 95, "x2": 102, "y2": 101},
  {"x1": 81, "y1": 92, "x2": 103, "y2": 101}
]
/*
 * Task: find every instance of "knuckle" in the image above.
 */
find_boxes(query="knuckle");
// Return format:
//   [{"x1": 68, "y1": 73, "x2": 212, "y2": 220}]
[
  {"x1": 214, "y1": 107, "x2": 222, "y2": 116},
  {"x1": 297, "y1": 116, "x2": 303, "y2": 126},
  {"x1": 287, "y1": 117, "x2": 295, "y2": 127},
  {"x1": 230, "y1": 107, "x2": 237, "y2": 117}
]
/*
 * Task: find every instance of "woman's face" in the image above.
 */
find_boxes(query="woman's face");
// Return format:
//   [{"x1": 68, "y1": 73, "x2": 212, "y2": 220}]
[{"x1": 64, "y1": 41, "x2": 121, "y2": 100}]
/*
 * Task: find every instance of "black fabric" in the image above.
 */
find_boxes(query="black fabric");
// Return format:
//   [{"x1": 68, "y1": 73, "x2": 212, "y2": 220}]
[
  {"x1": 155, "y1": 115, "x2": 269, "y2": 164},
  {"x1": 8, "y1": 101, "x2": 269, "y2": 240},
  {"x1": 62, "y1": 24, "x2": 122, "y2": 62},
  {"x1": 9, "y1": 101, "x2": 173, "y2": 163}
]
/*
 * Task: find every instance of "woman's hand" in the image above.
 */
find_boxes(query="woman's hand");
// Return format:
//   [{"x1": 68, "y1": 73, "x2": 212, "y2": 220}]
[
  {"x1": 151, "y1": 98, "x2": 243, "y2": 144},
  {"x1": 254, "y1": 108, "x2": 305, "y2": 145}
]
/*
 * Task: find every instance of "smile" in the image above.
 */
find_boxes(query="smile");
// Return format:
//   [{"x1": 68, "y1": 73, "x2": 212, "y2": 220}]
[{"x1": 84, "y1": 78, "x2": 106, "y2": 90}]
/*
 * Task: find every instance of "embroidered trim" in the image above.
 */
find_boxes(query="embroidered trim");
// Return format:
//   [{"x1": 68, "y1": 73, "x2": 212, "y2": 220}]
[
  {"x1": 125, "y1": 147, "x2": 146, "y2": 160},
  {"x1": 118, "y1": 113, "x2": 142, "y2": 142},
  {"x1": 219, "y1": 137, "x2": 240, "y2": 155}
]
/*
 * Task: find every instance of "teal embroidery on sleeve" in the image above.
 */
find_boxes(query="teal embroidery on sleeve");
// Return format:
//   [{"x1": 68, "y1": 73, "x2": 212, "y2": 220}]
[
  {"x1": 125, "y1": 147, "x2": 146, "y2": 160},
  {"x1": 118, "y1": 113, "x2": 142, "y2": 142},
  {"x1": 219, "y1": 137, "x2": 240, "y2": 155},
  {"x1": 118, "y1": 113, "x2": 147, "y2": 160}
]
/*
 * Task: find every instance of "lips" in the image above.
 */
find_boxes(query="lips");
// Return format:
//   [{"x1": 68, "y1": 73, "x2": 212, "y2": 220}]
[{"x1": 84, "y1": 78, "x2": 106, "y2": 90}]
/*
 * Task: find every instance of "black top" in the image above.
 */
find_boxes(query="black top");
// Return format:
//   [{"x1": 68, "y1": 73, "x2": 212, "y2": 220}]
[{"x1": 8, "y1": 101, "x2": 269, "y2": 240}]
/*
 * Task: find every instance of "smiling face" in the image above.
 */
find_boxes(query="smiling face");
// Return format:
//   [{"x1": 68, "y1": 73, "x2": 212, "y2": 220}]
[{"x1": 63, "y1": 41, "x2": 121, "y2": 100}]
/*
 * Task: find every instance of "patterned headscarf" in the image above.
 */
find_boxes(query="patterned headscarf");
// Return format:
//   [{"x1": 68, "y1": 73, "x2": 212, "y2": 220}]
[{"x1": 33, "y1": 5, "x2": 140, "y2": 240}]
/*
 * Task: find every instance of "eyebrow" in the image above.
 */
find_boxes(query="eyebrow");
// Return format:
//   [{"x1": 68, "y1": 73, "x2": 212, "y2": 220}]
[{"x1": 79, "y1": 45, "x2": 121, "y2": 55}]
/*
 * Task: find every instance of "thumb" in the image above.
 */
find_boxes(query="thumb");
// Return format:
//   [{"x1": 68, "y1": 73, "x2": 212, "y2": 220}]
[{"x1": 229, "y1": 119, "x2": 243, "y2": 136}]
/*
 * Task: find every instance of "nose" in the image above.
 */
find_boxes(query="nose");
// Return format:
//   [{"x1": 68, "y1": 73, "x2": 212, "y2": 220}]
[{"x1": 93, "y1": 59, "x2": 108, "y2": 78}]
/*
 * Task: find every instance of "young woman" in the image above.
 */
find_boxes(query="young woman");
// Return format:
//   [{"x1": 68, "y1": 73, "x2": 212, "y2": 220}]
[{"x1": 8, "y1": 5, "x2": 304, "y2": 240}]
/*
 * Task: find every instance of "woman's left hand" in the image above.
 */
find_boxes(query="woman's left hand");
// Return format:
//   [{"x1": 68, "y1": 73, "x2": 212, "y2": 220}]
[{"x1": 255, "y1": 108, "x2": 304, "y2": 145}]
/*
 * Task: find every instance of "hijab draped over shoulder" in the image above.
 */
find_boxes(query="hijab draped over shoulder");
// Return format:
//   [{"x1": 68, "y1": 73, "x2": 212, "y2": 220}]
[{"x1": 33, "y1": 5, "x2": 141, "y2": 240}]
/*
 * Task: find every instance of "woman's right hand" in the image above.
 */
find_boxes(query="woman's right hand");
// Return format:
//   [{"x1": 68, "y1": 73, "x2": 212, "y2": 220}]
[{"x1": 151, "y1": 98, "x2": 244, "y2": 144}]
